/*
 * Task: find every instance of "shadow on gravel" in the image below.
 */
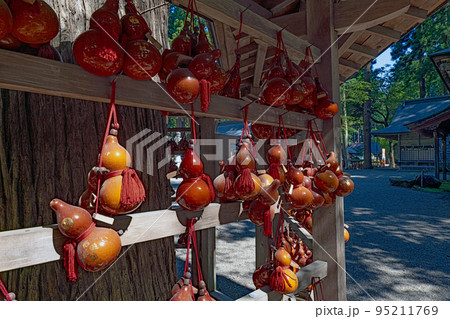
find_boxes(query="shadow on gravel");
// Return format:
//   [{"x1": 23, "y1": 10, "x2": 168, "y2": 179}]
[{"x1": 344, "y1": 169, "x2": 450, "y2": 301}]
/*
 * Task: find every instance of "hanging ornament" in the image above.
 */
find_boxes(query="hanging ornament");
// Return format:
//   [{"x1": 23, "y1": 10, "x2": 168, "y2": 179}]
[
  {"x1": 170, "y1": 272, "x2": 195, "y2": 301},
  {"x1": 73, "y1": 0, "x2": 123, "y2": 77},
  {"x1": 253, "y1": 262, "x2": 274, "y2": 289},
  {"x1": 50, "y1": 199, "x2": 121, "y2": 281},
  {"x1": 166, "y1": 68, "x2": 200, "y2": 104},
  {"x1": 121, "y1": 3, "x2": 162, "y2": 80},
  {"x1": 251, "y1": 123, "x2": 274, "y2": 140},
  {"x1": 9, "y1": 0, "x2": 59, "y2": 45},
  {"x1": 79, "y1": 82, "x2": 146, "y2": 216},
  {"x1": 0, "y1": 0, "x2": 12, "y2": 40},
  {"x1": 213, "y1": 159, "x2": 238, "y2": 202}
]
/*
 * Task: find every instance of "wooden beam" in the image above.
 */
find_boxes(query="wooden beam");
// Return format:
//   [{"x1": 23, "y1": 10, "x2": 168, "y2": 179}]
[
  {"x1": 348, "y1": 43, "x2": 378, "y2": 59},
  {"x1": 404, "y1": 6, "x2": 428, "y2": 22},
  {"x1": 0, "y1": 202, "x2": 247, "y2": 272},
  {"x1": 269, "y1": 9, "x2": 306, "y2": 38},
  {"x1": 233, "y1": 0, "x2": 272, "y2": 19},
  {"x1": 237, "y1": 42, "x2": 258, "y2": 56},
  {"x1": 334, "y1": 0, "x2": 410, "y2": 34},
  {"x1": 366, "y1": 25, "x2": 402, "y2": 41},
  {"x1": 0, "y1": 50, "x2": 319, "y2": 130},
  {"x1": 339, "y1": 58, "x2": 361, "y2": 71},
  {"x1": 338, "y1": 31, "x2": 363, "y2": 57},
  {"x1": 253, "y1": 42, "x2": 268, "y2": 87},
  {"x1": 223, "y1": 24, "x2": 238, "y2": 69},
  {"x1": 172, "y1": 0, "x2": 320, "y2": 63},
  {"x1": 270, "y1": 0, "x2": 298, "y2": 18},
  {"x1": 237, "y1": 261, "x2": 328, "y2": 300}
]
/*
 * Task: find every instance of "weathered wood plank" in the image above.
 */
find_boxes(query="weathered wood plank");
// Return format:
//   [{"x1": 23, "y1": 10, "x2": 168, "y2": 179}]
[
  {"x1": 270, "y1": 0, "x2": 298, "y2": 18},
  {"x1": 0, "y1": 50, "x2": 320, "y2": 131},
  {"x1": 338, "y1": 31, "x2": 363, "y2": 57},
  {"x1": 0, "y1": 202, "x2": 246, "y2": 272},
  {"x1": 339, "y1": 58, "x2": 361, "y2": 71},
  {"x1": 403, "y1": 5, "x2": 428, "y2": 22}
]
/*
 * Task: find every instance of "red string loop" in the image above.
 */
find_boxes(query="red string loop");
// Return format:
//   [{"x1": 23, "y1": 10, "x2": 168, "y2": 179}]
[{"x1": 0, "y1": 279, "x2": 12, "y2": 301}]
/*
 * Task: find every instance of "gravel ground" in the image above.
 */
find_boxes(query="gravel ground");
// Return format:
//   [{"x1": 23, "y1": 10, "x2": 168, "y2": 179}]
[
  {"x1": 175, "y1": 169, "x2": 450, "y2": 300},
  {"x1": 345, "y1": 169, "x2": 450, "y2": 301}
]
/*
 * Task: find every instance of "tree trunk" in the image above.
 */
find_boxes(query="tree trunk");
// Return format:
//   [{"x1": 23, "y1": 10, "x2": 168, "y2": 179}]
[
  {"x1": 389, "y1": 140, "x2": 396, "y2": 168},
  {"x1": 363, "y1": 63, "x2": 373, "y2": 169},
  {"x1": 0, "y1": 0, "x2": 177, "y2": 301}
]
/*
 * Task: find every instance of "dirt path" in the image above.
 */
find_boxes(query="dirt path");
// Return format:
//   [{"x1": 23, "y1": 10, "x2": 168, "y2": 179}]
[{"x1": 345, "y1": 169, "x2": 450, "y2": 300}]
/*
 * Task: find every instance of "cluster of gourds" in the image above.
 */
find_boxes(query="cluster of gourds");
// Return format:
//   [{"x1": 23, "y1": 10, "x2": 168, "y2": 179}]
[
  {"x1": 253, "y1": 232, "x2": 313, "y2": 294},
  {"x1": 258, "y1": 33, "x2": 339, "y2": 120},
  {"x1": 160, "y1": 0, "x2": 229, "y2": 111},
  {"x1": 73, "y1": 0, "x2": 162, "y2": 80},
  {"x1": 0, "y1": 0, "x2": 61, "y2": 59}
]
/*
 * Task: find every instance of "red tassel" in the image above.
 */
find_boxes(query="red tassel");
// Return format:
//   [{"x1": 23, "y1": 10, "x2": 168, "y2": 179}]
[
  {"x1": 63, "y1": 240, "x2": 78, "y2": 282},
  {"x1": 224, "y1": 167, "x2": 236, "y2": 194},
  {"x1": 263, "y1": 210, "x2": 272, "y2": 236},
  {"x1": 234, "y1": 168, "x2": 255, "y2": 194},
  {"x1": 120, "y1": 168, "x2": 146, "y2": 208},
  {"x1": 201, "y1": 173, "x2": 215, "y2": 202},
  {"x1": 269, "y1": 266, "x2": 294, "y2": 293},
  {"x1": 200, "y1": 79, "x2": 211, "y2": 112},
  {"x1": 268, "y1": 163, "x2": 281, "y2": 181}
]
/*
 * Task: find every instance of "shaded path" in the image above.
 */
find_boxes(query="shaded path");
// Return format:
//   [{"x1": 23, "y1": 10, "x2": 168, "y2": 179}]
[{"x1": 345, "y1": 169, "x2": 450, "y2": 300}]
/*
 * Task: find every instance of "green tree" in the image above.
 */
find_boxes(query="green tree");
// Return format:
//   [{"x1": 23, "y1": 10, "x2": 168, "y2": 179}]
[{"x1": 391, "y1": 4, "x2": 449, "y2": 98}]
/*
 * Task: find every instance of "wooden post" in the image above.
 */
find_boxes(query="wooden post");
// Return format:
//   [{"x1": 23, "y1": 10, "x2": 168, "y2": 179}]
[
  {"x1": 443, "y1": 134, "x2": 447, "y2": 180},
  {"x1": 192, "y1": 118, "x2": 217, "y2": 291},
  {"x1": 307, "y1": 0, "x2": 346, "y2": 300},
  {"x1": 434, "y1": 130, "x2": 440, "y2": 179}
]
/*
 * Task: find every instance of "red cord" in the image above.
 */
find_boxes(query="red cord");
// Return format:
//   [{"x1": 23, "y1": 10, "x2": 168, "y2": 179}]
[
  {"x1": 94, "y1": 81, "x2": 119, "y2": 216},
  {"x1": 279, "y1": 115, "x2": 292, "y2": 162},
  {"x1": 0, "y1": 278, "x2": 12, "y2": 301},
  {"x1": 313, "y1": 119, "x2": 328, "y2": 155},
  {"x1": 191, "y1": 222, "x2": 204, "y2": 283}
]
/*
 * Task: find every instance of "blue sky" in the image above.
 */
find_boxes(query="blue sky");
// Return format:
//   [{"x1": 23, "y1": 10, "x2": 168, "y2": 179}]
[{"x1": 373, "y1": 47, "x2": 394, "y2": 70}]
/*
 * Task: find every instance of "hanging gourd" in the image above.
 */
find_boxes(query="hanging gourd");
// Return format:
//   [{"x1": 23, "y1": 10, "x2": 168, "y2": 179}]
[
  {"x1": 269, "y1": 248, "x2": 298, "y2": 294},
  {"x1": 121, "y1": 3, "x2": 162, "y2": 80},
  {"x1": 266, "y1": 143, "x2": 287, "y2": 184},
  {"x1": 334, "y1": 175, "x2": 354, "y2": 197},
  {"x1": 79, "y1": 82, "x2": 146, "y2": 216},
  {"x1": 9, "y1": 0, "x2": 58, "y2": 45},
  {"x1": 219, "y1": 56, "x2": 241, "y2": 99},
  {"x1": 50, "y1": 199, "x2": 121, "y2": 281},
  {"x1": 213, "y1": 160, "x2": 238, "y2": 202},
  {"x1": 166, "y1": 68, "x2": 200, "y2": 104},
  {"x1": 251, "y1": 123, "x2": 274, "y2": 140},
  {"x1": 253, "y1": 262, "x2": 274, "y2": 289},
  {"x1": 176, "y1": 143, "x2": 214, "y2": 211},
  {"x1": 0, "y1": 0, "x2": 12, "y2": 40},
  {"x1": 73, "y1": 0, "x2": 124, "y2": 77}
]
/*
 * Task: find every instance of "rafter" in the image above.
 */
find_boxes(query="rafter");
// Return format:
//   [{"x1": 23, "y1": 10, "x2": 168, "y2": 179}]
[
  {"x1": 403, "y1": 6, "x2": 428, "y2": 22},
  {"x1": 348, "y1": 43, "x2": 378, "y2": 59},
  {"x1": 334, "y1": 0, "x2": 410, "y2": 34},
  {"x1": 338, "y1": 31, "x2": 363, "y2": 57},
  {"x1": 339, "y1": 58, "x2": 361, "y2": 71},
  {"x1": 366, "y1": 25, "x2": 402, "y2": 41},
  {"x1": 270, "y1": 0, "x2": 298, "y2": 18}
]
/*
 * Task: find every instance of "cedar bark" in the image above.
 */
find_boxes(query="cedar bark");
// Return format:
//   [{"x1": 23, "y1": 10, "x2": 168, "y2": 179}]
[{"x1": 0, "y1": 0, "x2": 177, "y2": 300}]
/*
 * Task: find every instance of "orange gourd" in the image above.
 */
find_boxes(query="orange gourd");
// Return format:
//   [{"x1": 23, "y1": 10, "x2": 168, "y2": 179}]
[
  {"x1": 314, "y1": 169, "x2": 339, "y2": 193},
  {"x1": 50, "y1": 199, "x2": 121, "y2": 274},
  {"x1": 166, "y1": 68, "x2": 200, "y2": 104}
]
